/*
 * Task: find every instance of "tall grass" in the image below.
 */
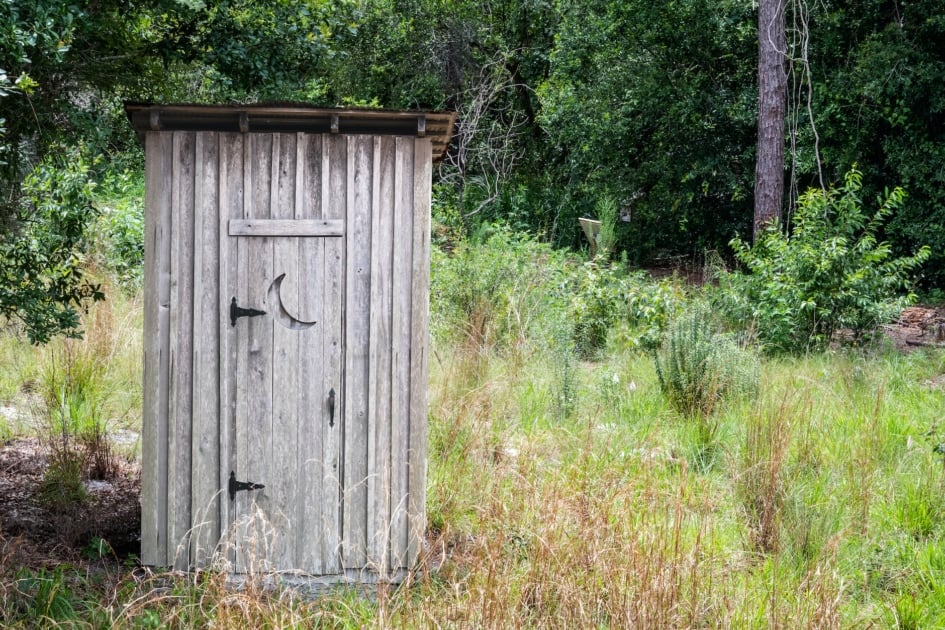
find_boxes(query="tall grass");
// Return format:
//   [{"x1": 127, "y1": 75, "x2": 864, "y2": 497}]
[{"x1": 5, "y1": 236, "x2": 945, "y2": 627}]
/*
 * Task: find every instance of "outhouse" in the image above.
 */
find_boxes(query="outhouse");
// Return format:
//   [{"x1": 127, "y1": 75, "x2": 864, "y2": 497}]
[{"x1": 126, "y1": 103, "x2": 456, "y2": 581}]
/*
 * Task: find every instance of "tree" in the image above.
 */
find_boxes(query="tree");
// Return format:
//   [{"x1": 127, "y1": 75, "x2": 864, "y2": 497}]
[
  {"x1": 753, "y1": 0, "x2": 787, "y2": 241},
  {"x1": 538, "y1": 0, "x2": 757, "y2": 257},
  {"x1": 0, "y1": 0, "x2": 354, "y2": 341}
]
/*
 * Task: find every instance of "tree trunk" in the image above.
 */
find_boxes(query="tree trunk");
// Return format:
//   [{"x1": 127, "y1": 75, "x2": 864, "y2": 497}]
[{"x1": 754, "y1": 0, "x2": 787, "y2": 241}]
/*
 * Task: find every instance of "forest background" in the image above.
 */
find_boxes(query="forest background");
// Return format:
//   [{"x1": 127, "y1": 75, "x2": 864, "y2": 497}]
[{"x1": 2, "y1": 0, "x2": 944, "y2": 342}]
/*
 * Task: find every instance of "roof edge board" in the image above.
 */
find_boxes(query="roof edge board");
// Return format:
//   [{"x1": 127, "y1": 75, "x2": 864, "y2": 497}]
[{"x1": 125, "y1": 103, "x2": 456, "y2": 162}]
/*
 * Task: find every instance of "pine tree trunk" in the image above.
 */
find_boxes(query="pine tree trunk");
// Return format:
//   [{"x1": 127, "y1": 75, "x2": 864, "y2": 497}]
[{"x1": 754, "y1": 0, "x2": 787, "y2": 242}]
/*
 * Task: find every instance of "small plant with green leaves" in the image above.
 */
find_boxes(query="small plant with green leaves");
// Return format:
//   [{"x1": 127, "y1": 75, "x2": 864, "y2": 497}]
[
  {"x1": 568, "y1": 259, "x2": 627, "y2": 358},
  {"x1": 717, "y1": 167, "x2": 930, "y2": 353},
  {"x1": 623, "y1": 272, "x2": 685, "y2": 350},
  {"x1": 594, "y1": 194, "x2": 618, "y2": 259},
  {"x1": 653, "y1": 304, "x2": 759, "y2": 418}
]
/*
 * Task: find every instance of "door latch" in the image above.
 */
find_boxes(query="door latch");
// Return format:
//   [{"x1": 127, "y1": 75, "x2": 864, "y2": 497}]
[
  {"x1": 230, "y1": 297, "x2": 266, "y2": 326},
  {"x1": 228, "y1": 471, "x2": 265, "y2": 500},
  {"x1": 328, "y1": 388, "x2": 336, "y2": 427}
]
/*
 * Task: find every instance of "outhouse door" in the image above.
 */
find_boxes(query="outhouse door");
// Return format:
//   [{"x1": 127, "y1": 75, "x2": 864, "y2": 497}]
[{"x1": 220, "y1": 133, "x2": 344, "y2": 574}]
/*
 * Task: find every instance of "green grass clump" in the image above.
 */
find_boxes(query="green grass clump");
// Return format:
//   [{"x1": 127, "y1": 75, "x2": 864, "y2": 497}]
[{"x1": 653, "y1": 304, "x2": 759, "y2": 418}]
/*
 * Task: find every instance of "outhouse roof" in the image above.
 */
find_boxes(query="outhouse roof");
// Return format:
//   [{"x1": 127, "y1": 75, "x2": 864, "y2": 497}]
[{"x1": 124, "y1": 102, "x2": 457, "y2": 162}]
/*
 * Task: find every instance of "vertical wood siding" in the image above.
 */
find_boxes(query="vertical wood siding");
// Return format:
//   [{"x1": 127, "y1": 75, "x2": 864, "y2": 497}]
[{"x1": 142, "y1": 130, "x2": 431, "y2": 576}]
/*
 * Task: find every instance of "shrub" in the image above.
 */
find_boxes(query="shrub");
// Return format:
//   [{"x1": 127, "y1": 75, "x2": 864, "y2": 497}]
[
  {"x1": 430, "y1": 223, "x2": 571, "y2": 354},
  {"x1": 716, "y1": 167, "x2": 930, "y2": 353},
  {"x1": 623, "y1": 272, "x2": 685, "y2": 351},
  {"x1": 653, "y1": 304, "x2": 759, "y2": 418},
  {"x1": 0, "y1": 146, "x2": 104, "y2": 343},
  {"x1": 568, "y1": 260, "x2": 627, "y2": 358},
  {"x1": 570, "y1": 264, "x2": 685, "y2": 359}
]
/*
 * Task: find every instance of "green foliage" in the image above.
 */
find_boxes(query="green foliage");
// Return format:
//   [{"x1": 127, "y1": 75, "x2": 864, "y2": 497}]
[
  {"x1": 570, "y1": 263, "x2": 684, "y2": 358},
  {"x1": 717, "y1": 168, "x2": 930, "y2": 353},
  {"x1": 568, "y1": 260, "x2": 627, "y2": 359},
  {"x1": 194, "y1": 0, "x2": 360, "y2": 97},
  {"x1": 538, "y1": 0, "x2": 756, "y2": 259},
  {"x1": 10, "y1": 567, "x2": 79, "y2": 623},
  {"x1": 594, "y1": 195, "x2": 617, "y2": 258},
  {"x1": 38, "y1": 445, "x2": 89, "y2": 509},
  {"x1": 431, "y1": 224, "x2": 571, "y2": 353},
  {"x1": 0, "y1": 148, "x2": 103, "y2": 344},
  {"x1": 653, "y1": 304, "x2": 759, "y2": 418},
  {"x1": 813, "y1": 0, "x2": 945, "y2": 287},
  {"x1": 623, "y1": 273, "x2": 685, "y2": 351},
  {"x1": 94, "y1": 170, "x2": 145, "y2": 290}
]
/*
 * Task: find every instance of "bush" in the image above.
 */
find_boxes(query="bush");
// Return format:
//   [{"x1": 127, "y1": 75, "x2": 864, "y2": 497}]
[
  {"x1": 570, "y1": 264, "x2": 684, "y2": 358},
  {"x1": 569, "y1": 260, "x2": 627, "y2": 358},
  {"x1": 431, "y1": 224, "x2": 685, "y2": 362},
  {"x1": 0, "y1": 147, "x2": 104, "y2": 343},
  {"x1": 716, "y1": 167, "x2": 930, "y2": 353},
  {"x1": 653, "y1": 304, "x2": 759, "y2": 418},
  {"x1": 430, "y1": 223, "x2": 571, "y2": 353}
]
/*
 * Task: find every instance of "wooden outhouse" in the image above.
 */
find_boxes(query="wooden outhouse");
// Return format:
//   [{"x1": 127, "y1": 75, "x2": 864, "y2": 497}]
[{"x1": 126, "y1": 103, "x2": 455, "y2": 580}]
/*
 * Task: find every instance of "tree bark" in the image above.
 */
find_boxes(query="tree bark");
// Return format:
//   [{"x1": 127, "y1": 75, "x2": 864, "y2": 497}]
[{"x1": 754, "y1": 0, "x2": 788, "y2": 242}]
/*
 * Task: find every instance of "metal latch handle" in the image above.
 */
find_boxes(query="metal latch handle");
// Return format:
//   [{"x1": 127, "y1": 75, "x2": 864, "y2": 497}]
[{"x1": 328, "y1": 388, "x2": 336, "y2": 427}]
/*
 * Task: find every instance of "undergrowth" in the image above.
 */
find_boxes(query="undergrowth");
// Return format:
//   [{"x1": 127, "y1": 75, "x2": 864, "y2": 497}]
[{"x1": 1, "y1": 220, "x2": 943, "y2": 627}]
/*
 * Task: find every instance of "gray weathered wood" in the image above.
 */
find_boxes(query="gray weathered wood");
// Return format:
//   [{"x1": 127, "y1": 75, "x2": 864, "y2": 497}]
[
  {"x1": 141, "y1": 122, "x2": 439, "y2": 579},
  {"x1": 233, "y1": 132, "x2": 277, "y2": 573},
  {"x1": 228, "y1": 218, "x2": 343, "y2": 237},
  {"x1": 190, "y1": 132, "x2": 221, "y2": 566},
  {"x1": 368, "y1": 136, "x2": 395, "y2": 570},
  {"x1": 270, "y1": 132, "x2": 299, "y2": 570},
  {"x1": 141, "y1": 131, "x2": 174, "y2": 566},
  {"x1": 407, "y1": 138, "x2": 433, "y2": 565},
  {"x1": 322, "y1": 134, "x2": 346, "y2": 573},
  {"x1": 168, "y1": 131, "x2": 196, "y2": 569},
  {"x1": 343, "y1": 136, "x2": 373, "y2": 568},
  {"x1": 390, "y1": 137, "x2": 414, "y2": 568},
  {"x1": 296, "y1": 133, "x2": 323, "y2": 573},
  {"x1": 218, "y1": 133, "x2": 243, "y2": 567}
]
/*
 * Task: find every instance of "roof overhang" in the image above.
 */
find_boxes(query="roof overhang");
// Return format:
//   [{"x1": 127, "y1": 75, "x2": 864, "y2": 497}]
[{"x1": 125, "y1": 102, "x2": 456, "y2": 162}]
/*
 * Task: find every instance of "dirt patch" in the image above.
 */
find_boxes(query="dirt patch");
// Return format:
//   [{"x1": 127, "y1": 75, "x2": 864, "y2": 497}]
[
  {"x1": 881, "y1": 306, "x2": 945, "y2": 352},
  {"x1": 0, "y1": 437, "x2": 141, "y2": 566}
]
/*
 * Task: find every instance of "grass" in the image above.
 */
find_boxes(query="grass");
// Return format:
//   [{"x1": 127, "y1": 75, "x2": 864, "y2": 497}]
[{"x1": 3, "y1": 263, "x2": 945, "y2": 626}]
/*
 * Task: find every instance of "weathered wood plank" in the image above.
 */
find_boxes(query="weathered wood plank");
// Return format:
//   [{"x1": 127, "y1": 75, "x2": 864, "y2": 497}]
[
  {"x1": 141, "y1": 131, "x2": 174, "y2": 566},
  {"x1": 295, "y1": 133, "x2": 322, "y2": 573},
  {"x1": 407, "y1": 138, "x2": 433, "y2": 565},
  {"x1": 389, "y1": 137, "x2": 414, "y2": 568},
  {"x1": 190, "y1": 132, "x2": 221, "y2": 566},
  {"x1": 234, "y1": 132, "x2": 276, "y2": 573},
  {"x1": 270, "y1": 132, "x2": 300, "y2": 570},
  {"x1": 368, "y1": 136, "x2": 395, "y2": 571},
  {"x1": 342, "y1": 135, "x2": 373, "y2": 568},
  {"x1": 228, "y1": 218, "x2": 343, "y2": 237},
  {"x1": 218, "y1": 132, "x2": 243, "y2": 568},
  {"x1": 322, "y1": 134, "x2": 346, "y2": 574},
  {"x1": 168, "y1": 131, "x2": 196, "y2": 569}
]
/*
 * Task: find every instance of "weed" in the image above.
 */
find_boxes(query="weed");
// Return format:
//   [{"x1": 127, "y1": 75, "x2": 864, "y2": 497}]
[
  {"x1": 653, "y1": 303, "x2": 759, "y2": 418},
  {"x1": 737, "y1": 396, "x2": 793, "y2": 555}
]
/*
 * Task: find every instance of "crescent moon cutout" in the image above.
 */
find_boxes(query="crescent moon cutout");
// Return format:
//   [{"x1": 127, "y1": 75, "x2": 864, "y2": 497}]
[{"x1": 267, "y1": 273, "x2": 317, "y2": 331}]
